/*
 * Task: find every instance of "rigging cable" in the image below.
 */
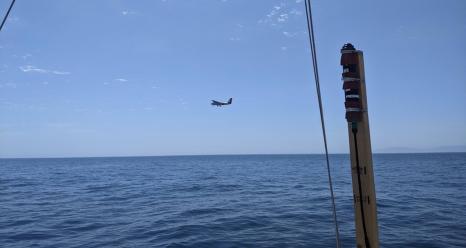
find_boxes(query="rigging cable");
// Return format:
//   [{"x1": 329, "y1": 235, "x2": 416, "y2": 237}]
[
  {"x1": 303, "y1": 1, "x2": 341, "y2": 247},
  {"x1": 0, "y1": 0, "x2": 16, "y2": 32},
  {"x1": 352, "y1": 125, "x2": 371, "y2": 248}
]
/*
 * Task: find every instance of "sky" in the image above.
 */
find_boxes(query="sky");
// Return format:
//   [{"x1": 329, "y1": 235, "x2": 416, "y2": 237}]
[{"x1": 0, "y1": 0, "x2": 465, "y2": 158}]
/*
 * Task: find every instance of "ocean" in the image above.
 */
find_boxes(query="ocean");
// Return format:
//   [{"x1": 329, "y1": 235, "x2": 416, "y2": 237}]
[{"x1": 1, "y1": 153, "x2": 465, "y2": 247}]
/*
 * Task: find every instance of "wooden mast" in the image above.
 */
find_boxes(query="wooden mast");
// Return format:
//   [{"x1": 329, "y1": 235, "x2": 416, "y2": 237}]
[{"x1": 340, "y1": 43, "x2": 379, "y2": 248}]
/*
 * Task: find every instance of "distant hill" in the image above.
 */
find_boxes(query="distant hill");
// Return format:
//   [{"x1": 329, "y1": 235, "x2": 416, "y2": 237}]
[{"x1": 375, "y1": 145, "x2": 466, "y2": 153}]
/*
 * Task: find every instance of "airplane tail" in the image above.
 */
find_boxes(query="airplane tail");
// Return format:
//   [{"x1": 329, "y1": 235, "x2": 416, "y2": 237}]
[{"x1": 228, "y1": 98, "x2": 233, "y2": 104}]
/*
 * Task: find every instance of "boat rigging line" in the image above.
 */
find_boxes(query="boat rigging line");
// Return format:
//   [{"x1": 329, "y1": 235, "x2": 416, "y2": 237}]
[
  {"x1": 303, "y1": 1, "x2": 341, "y2": 247},
  {"x1": 0, "y1": 0, "x2": 16, "y2": 32},
  {"x1": 352, "y1": 124, "x2": 371, "y2": 248}
]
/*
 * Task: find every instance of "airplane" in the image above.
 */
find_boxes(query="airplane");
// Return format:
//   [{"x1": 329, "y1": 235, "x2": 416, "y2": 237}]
[{"x1": 211, "y1": 98, "x2": 232, "y2": 107}]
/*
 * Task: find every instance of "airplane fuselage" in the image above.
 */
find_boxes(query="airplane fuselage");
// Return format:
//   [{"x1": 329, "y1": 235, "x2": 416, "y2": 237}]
[
  {"x1": 211, "y1": 98, "x2": 233, "y2": 107},
  {"x1": 211, "y1": 102, "x2": 229, "y2": 107}
]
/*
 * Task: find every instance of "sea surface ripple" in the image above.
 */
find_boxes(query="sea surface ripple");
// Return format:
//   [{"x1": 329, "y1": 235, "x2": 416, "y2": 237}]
[{"x1": 1, "y1": 153, "x2": 465, "y2": 247}]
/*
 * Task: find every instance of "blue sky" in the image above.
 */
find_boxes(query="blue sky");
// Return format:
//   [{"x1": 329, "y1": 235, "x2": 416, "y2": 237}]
[{"x1": 0, "y1": 0, "x2": 465, "y2": 158}]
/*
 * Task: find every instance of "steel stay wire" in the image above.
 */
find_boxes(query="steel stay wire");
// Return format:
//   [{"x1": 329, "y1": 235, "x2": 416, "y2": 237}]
[
  {"x1": 304, "y1": 1, "x2": 341, "y2": 247},
  {"x1": 0, "y1": 0, "x2": 16, "y2": 32}
]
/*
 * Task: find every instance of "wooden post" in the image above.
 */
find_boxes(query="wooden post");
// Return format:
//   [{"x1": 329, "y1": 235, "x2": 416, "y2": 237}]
[{"x1": 340, "y1": 43, "x2": 379, "y2": 248}]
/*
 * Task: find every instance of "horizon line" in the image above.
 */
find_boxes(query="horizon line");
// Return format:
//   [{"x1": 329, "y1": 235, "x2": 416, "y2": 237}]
[{"x1": 1, "y1": 151, "x2": 465, "y2": 160}]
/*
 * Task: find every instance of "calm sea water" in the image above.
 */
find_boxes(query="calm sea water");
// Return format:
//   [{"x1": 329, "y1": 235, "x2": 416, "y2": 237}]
[{"x1": 1, "y1": 153, "x2": 465, "y2": 247}]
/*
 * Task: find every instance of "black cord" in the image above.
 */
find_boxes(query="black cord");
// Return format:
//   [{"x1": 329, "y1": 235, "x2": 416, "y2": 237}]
[
  {"x1": 303, "y1": 1, "x2": 341, "y2": 247},
  {"x1": 0, "y1": 0, "x2": 16, "y2": 32},
  {"x1": 352, "y1": 125, "x2": 371, "y2": 248}
]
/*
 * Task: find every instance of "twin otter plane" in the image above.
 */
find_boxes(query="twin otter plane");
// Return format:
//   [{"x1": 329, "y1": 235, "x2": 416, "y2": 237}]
[{"x1": 211, "y1": 98, "x2": 232, "y2": 107}]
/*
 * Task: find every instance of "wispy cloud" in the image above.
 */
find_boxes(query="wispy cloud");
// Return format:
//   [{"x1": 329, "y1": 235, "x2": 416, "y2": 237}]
[
  {"x1": 229, "y1": 37, "x2": 241, "y2": 42},
  {"x1": 0, "y1": 82, "x2": 17, "y2": 88},
  {"x1": 8, "y1": 16, "x2": 19, "y2": 23},
  {"x1": 121, "y1": 10, "x2": 137, "y2": 16},
  {"x1": 19, "y1": 54, "x2": 32, "y2": 60},
  {"x1": 277, "y1": 13, "x2": 288, "y2": 22},
  {"x1": 283, "y1": 31, "x2": 294, "y2": 37},
  {"x1": 282, "y1": 31, "x2": 303, "y2": 38},
  {"x1": 115, "y1": 78, "x2": 128, "y2": 82},
  {"x1": 259, "y1": 2, "x2": 303, "y2": 26},
  {"x1": 179, "y1": 97, "x2": 188, "y2": 106},
  {"x1": 20, "y1": 65, "x2": 47, "y2": 73},
  {"x1": 19, "y1": 65, "x2": 70, "y2": 75},
  {"x1": 228, "y1": 23, "x2": 245, "y2": 42},
  {"x1": 0, "y1": 101, "x2": 47, "y2": 111},
  {"x1": 289, "y1": 9, "x2": 302, "y2": 16},
  {"x1": 52, "y1": 70, "x2": 71, "y2": 75},
  {"x1": 258, "y1": 4, "x2": 283, "y2": 26}
]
